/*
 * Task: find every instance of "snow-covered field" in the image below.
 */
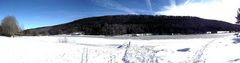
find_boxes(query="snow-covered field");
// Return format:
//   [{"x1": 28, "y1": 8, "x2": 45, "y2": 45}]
[{"x1": 0, "y1": 33, "x2": 240, "y2": 63}]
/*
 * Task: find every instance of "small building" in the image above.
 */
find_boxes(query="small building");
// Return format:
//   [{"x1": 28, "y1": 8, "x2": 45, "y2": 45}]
[
  {"x1": 71, "y1": 32, "x2": 84, "y2": 35},
  {"x1": 205, "y1": 31, "x2": 229, "y2": 34},
  {"x1": 206, "y1": 31, "x2": 212, "y2": 34},
  {"x1": 217, "y1": 31, "x2": 229, "y2": 34}
]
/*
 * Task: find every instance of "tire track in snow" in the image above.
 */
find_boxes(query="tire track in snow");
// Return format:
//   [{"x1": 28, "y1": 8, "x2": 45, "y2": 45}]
[
  {"x1": 81, "y1": 48, "x2": 88, "y2": 63},
  {"x1": 190, "y1": 36, "x2": 231, "y2": 63},
  {"x1": 190, "y1": 39, "x2": 217, "y2": 63}
]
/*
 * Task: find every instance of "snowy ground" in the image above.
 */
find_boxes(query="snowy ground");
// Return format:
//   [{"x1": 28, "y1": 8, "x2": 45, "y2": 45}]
[{"x1": 0, "y1": 33, "x2": 240, "y2": 63}]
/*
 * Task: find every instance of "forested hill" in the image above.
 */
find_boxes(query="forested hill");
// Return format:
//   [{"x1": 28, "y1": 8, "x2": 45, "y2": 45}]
[{"x1": 24, "y1": 15, "x2": 240, "y2": 35}]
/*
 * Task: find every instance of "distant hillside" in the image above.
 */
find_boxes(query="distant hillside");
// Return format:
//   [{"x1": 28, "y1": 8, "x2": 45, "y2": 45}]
[{"x1": 23, "y1": 15, "x2": 240, "y2": 36}]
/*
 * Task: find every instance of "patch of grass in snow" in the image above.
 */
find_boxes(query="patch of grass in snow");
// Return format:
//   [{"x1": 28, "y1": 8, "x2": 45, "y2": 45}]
[
  {"x1": 232, "y1": 38, "x2": 240, "y2": 44},
  {"x1": 228, "y1": 58, "x2": 240, "y2": 63},
  {"x1": 59, "y1": 37, "x2": 69, "y2": 43},
  {"x1": 177, "y1": 48, "x2": 190, "y2": 52}
]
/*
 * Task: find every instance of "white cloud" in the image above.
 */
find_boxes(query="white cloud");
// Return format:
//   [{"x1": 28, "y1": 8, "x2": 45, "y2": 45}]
[
  {"x1": 156, "y1": 0, "x2": 240, "y2": 23},
  {"x1": 170, "y1": 0, "x2": 177, "y2": 8}
]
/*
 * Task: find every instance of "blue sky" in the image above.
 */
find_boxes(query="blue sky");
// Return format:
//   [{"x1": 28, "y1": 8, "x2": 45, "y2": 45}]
[{"x1": 0, "y1": 0, "x2": 240, "y2": 29}]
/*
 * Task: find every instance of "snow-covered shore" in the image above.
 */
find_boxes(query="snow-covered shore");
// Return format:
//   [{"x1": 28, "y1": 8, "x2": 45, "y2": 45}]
[{"x1": 0, "y1": 33, "x2": 239, "y2": 63}]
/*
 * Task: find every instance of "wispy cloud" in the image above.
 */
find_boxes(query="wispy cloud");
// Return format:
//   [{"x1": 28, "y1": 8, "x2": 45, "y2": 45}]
[
  {"x1": 91, "y1": 0, "x2": 137, "y2": 14},
  {"x1": 184, "y1": 0, "x2": 193, "y2": 5},
  {"x1": 145, "y1": 0, "x2": 153, "y2": 11},
  {"x1": 156, "y1": 0, "x2": 240, "y2": 23}
]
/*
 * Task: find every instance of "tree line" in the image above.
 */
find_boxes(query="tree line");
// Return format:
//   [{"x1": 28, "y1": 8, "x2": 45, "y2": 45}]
[{"x1": 24, "y1": 15, "x2": 240, "y2": 36}]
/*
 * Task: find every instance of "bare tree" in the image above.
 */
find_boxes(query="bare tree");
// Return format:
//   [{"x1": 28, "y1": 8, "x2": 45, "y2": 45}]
[
  {"x1": 0, "y1": 26, "x2": 2, "y2": 34},
  {"x1": 236, "y1": 8, "x2": 240, "y2": 24},
  {"x1": 1, "y1": 16, "x2": 22, "y2": 37}
]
